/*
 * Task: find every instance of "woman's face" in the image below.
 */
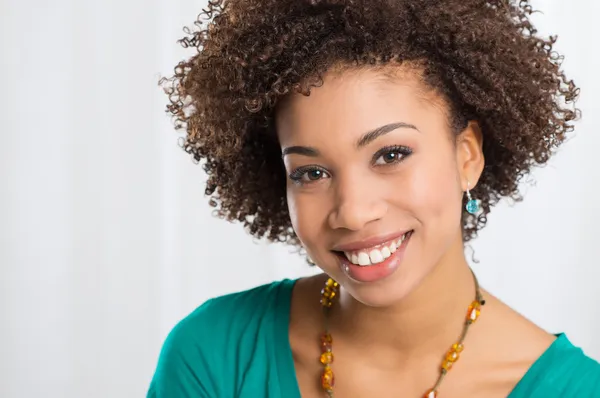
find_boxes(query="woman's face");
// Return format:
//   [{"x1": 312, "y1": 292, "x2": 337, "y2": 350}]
[{"x1": 275, "y1": 66, "x2": 483, "y2": 306}]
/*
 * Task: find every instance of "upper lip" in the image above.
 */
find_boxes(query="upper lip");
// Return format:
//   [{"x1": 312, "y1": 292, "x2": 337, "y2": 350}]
[{"x1": 331, "y1": 230, "x2": 410, "y2": 252}]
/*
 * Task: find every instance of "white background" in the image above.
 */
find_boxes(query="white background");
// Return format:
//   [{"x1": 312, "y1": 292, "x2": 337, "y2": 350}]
[{"x1": 1, "y1": 0, "x2": 599, "y2": 397}]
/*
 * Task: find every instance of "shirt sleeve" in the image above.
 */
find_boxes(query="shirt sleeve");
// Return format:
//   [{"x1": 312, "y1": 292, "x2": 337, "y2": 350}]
[
  {"x1": 147, "y1": 300, "x2": 220, "y2": 398},
  {"x1": 567, "y1": 354, "x2": 600, "y2": 397}
]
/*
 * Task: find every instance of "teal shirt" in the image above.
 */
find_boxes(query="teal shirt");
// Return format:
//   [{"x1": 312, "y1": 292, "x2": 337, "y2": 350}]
[{"x1": 148, "y1": 279, "x2": 600, "y2": 397}]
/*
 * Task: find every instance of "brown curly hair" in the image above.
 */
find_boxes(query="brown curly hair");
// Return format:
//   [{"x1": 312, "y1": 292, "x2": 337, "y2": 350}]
[{"x1": 160, "y1": 0, "x2": 580, "y2": 248}]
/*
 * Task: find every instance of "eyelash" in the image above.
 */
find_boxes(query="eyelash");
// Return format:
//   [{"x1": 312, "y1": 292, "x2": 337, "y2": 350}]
[
  {"x1": 288, "y1": 145, "x2": 413, "y2": 185},
  {"x1": 372, "y1": 145, "x2": 413, "y2": 166}
]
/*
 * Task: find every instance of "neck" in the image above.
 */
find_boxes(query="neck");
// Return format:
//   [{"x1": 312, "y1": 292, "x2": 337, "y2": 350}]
[{"x1": 330, "y1": 237, "x2": 479, "y2": 365}]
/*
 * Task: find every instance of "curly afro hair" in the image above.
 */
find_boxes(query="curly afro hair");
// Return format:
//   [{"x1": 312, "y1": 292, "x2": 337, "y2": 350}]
[{"x1": 160, "y1": 0, "x2": 580, "y2": 248}]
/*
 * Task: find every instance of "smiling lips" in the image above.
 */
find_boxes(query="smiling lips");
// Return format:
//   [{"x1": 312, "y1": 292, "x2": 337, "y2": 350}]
[
  {"x1": 341, "y1": 231, "x2": 411, "y2": 266},
  {"x1": 334, "y1": 230, "x2": 413, "y2": 283}
]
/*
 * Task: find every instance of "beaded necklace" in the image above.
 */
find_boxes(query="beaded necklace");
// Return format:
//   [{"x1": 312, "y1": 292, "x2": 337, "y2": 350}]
[{"x1": 318, "y1": 272, "x2": 484, "y2": 398}]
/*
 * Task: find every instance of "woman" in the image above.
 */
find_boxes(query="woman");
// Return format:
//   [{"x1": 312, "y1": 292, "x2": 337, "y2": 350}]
[{"x1": 148, "y1": 0, "x2": 600, "y2": 396}]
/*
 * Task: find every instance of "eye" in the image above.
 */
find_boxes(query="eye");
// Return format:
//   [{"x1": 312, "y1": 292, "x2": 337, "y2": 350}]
[
  {"x1": 373, "y1": 145, "x2": 412, "y2": 166},
  {"x1": 289, "y1": 166, "x2": 331, "y2": 184}
]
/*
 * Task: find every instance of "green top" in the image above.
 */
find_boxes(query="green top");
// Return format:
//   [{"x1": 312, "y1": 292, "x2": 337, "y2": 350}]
[{"x1": 148, "y1": 279, "x2": 600, "y2": 397}]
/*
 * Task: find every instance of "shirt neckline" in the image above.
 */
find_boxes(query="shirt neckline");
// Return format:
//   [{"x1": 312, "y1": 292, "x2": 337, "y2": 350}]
[
  {"x1": 274, "y1": 278, "x2": 302, "y2": 398},
  {"x1": 273, "y1": 278, "x2": 569, "y2": 397}
]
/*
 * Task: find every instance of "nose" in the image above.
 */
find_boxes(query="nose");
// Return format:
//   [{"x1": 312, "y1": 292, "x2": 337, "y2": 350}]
[{"x1": 327, "y1": 176, "x2": 388, "y2": 231}]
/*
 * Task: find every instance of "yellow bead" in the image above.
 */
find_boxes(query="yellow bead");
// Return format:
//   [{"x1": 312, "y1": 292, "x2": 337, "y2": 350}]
[
  {"x1": 321, "y1": 366, "x2": 334, "y2": 391},
  {"x1": 320, "y1": 351, "x2": 334, "y2": 364},
  {"x1": 442, "y1": 360, "x2": 454, "y2": 371},
  {"x1": 321, "y1": 288, "x2": 336, "y2": 299},
  {"x1": 452, "y1": 343, "x2": 464, "y2": 353},
  {"x1": 325, "y1": 278, "x2": 339, "y2": 288},
  {"x1": 446, "y1": 351, "x2": 459, "y2": 362}
]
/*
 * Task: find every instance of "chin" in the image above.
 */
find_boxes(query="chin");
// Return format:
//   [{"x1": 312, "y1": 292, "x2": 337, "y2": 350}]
[{"x1": 342, "y1": 267, "x2": 426, "y2": 308}]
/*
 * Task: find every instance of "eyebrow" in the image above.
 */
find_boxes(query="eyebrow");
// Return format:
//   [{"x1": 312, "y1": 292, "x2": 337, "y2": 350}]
[{"x1": 281, "y1": 121, "x2": 419, "y2": 158}]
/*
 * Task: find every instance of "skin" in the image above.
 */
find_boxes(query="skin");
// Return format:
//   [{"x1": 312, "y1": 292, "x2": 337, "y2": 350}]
[{"x1": 275, "y1": 65, "x2": 556, "y2": 397}]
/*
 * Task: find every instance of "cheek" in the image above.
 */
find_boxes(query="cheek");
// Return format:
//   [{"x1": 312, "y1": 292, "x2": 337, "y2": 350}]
[
  {"x1": 404, "y1": 152, "x2": 462, "y2": 226},
  {"x1": 286, "y1": 189, "x2": 302, "y2": 237},
  {"x1": 286, "y1": 186, "x2": 330, "y2": 247}
]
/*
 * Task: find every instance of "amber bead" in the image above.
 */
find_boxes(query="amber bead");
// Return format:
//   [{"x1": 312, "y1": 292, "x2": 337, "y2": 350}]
[
  {"x1": 442, "y1": 359, "x2": 454, "y2": 371},
  {"x1": 320, "y1": 351, "x2": 334, "y2": 364},
  {"x1": 321, "y1": 287, "x2": 336, "y2": 300},
  {"x1": 424, "y1": 389, "x2": 438, "y2": 398},
  {"x1": 321, "y1": 366, "x2": 335, "y2": 390},
  {"x1": 452, "y1": 343, "x2": 464, "y2": 353},
  {"x1": 467, "y1": 308, "x2": 479, "y2": 323},
  {"x1": 469, "y1": 308, "x2": 480, "y2": 321},
  {"x1": 467, "y1": 301, "x2": 481, "y2": 322},
  {"x1": 321, "y1": 333, "x2": 333, "y2": 345},
  {"x1": 325, "y1": 278, "x2": 339, "y2": 288},
  {"x1": 320, "y1": 298, "x2": 333, "y2": 308},
  {"x1": 321, "y1": 333, "x2": 333, "y2": 352},
  {"x1": 446, "y1": 350, "x2": 459, "y2": 362}
]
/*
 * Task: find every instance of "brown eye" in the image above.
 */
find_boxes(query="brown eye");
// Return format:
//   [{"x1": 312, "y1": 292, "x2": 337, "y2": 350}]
[
  {"x1": 375, "y1": 150, "x2": 404, "y2": 165},
  {"x1": 306, "y1": 169, "x2": 322, "y2": 180},
  {"x1": 384, "y1": 152, "x2": 400, "y2": 163},
  {"x1": 372, "y1": 145, "x2": 413, "y2": 166},
  {"x1": 289, "y1": 166, "x2": 331, "y2": 185}
]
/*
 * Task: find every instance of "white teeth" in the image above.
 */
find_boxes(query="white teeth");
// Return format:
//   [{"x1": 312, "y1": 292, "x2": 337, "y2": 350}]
[
  {"x1": 357, "y1": 252, "x2": 371, "y2": 266},
  {"x1": 381, "y1": 246, "x2": 391, "y2": 259},
  {"x1": 397, "y1": 232, "x2": 408, "y2": 248},
  {"x1": 369, "y1": 249, "x2": 384, "y2": 264},
  {"x1": 340, "y1": 231, "x2": 411, "y2": 266}
]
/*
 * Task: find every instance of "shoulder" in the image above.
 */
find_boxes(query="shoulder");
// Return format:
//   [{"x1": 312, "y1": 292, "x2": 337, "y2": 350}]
[
  {"x1": 512, "y1": 333, "x2": 600, "y2": 397},
  {"x1": 164, "y1": 278, "x2": 295, "y2": 353},
  {"x1": 147, "y1": 278, "x2": 297, "y2": 398},
  {"x1": 553, "y1": 336, "x2": 600, "y2": 395},
  {"x1": 183, "y1": 278, "x2": 296, "y2": 333}
]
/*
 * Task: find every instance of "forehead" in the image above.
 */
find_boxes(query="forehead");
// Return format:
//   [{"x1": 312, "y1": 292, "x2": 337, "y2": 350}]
[{"x1": 275, "y1": 66, "x2": 448, "y2": 144}]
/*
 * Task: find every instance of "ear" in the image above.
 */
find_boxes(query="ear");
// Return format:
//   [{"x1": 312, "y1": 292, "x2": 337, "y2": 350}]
[{"x1": 456, "y1": 120, "x2": 485, "y2": 190}]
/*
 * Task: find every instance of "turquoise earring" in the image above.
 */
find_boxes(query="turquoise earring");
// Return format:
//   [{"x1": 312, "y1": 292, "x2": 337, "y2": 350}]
[{"x1": 465, "y1": 181, "x2": 480, "y2": 214}]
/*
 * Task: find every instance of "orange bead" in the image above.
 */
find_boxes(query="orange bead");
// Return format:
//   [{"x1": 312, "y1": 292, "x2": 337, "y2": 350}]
[
  {"x1": 321, "y1": 333, "x2": 333, "y2": 351},
  {"x1": 468, "y1": 307, "x2": 480, "y2": 322},
  {"x1": 442, "y1": 360, "x2": 454, "y2": 371},
  {"x1": 423, "y1": 389, "x2": 438, "y2": 398},
  {"x1": 467, "y1": 301, "x2": 481, "y2": 322},
  {"x1": 321, "y1": 366, "x2": 334, "y2": 391},
  {"x1": 320, "y1": 351, "x2": 334, "y2": 364},
  {"x1": 446, "y1": 350, "x2": 459, "y2": 362},
  {"x1": 452, "y1": 343, "x2": 464, "y2": 353}
]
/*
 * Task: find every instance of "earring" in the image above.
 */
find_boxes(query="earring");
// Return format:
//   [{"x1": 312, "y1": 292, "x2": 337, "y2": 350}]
[{"x1": 465, "y1": 181, "x2": 480, "y2": 214}]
